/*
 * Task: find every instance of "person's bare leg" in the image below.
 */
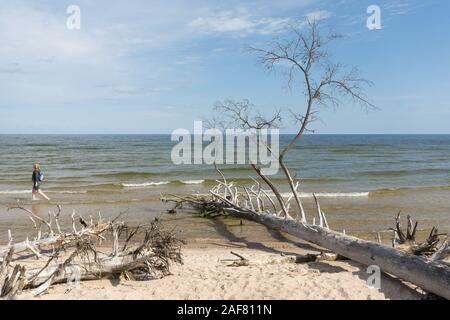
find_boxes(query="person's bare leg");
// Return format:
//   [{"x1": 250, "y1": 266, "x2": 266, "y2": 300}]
[
  {"x1": 38, "y1": 190, "x2": 50, "y2": 201},
  {"x1": 32, "y1": 190, "x2": 38, "y2": 201}
]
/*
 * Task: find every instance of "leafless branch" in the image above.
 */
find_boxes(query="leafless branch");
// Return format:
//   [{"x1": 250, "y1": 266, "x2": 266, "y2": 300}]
[{"x1": 213, "y1": 99, "x2": 282, "y2": 130}]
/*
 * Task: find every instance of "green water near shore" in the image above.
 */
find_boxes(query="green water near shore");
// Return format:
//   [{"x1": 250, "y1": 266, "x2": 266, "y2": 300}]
[{"x1": 0, "y1": 134, "x2": 449, "y2": 243}]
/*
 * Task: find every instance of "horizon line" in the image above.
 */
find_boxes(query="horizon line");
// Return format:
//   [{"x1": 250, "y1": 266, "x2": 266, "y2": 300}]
[{"x1": 1, "y1": 133, "x2": 450, "y2": 136}]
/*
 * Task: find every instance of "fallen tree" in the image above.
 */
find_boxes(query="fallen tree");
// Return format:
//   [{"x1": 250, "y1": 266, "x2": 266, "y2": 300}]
[
  {"x1": 164, "y1": 178, "x2": 450, "y2": 299},
  {"x1": 0, "y1": 204, "x2": 184, "y2": 299},
  {"x1": 164, "y1": 18, "x2": 450, "y2": 299}
]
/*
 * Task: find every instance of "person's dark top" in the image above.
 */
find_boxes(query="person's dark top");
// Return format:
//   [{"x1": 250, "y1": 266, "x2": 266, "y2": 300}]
[{"x1": 32, "y1": 170, "x2": 41, "y2": 187}]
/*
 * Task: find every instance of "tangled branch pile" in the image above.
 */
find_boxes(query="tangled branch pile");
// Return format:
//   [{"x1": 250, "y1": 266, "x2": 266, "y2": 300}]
[{"x1": 0, "y1": 203, "x2": 183, "y2": 300}]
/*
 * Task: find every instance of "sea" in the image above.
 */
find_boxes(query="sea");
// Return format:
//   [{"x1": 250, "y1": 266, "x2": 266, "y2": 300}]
[{"x1": 0, "y1": 134, "x2": 449, "y2": 241}]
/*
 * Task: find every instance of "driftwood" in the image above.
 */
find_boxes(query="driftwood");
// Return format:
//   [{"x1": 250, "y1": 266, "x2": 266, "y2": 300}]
[
  {"x1": 1, "y1": 203, "x2": 111, "y2": 258},
  {"x1": 0, "y1": 204, "x2": 184, "y2": 299},
  {"x1": 295, "y1": 252, "x2": 348, "y2": 263},
  {"x1": 0, "y1": 248, "x2": 26, "y2": 299},
  {"x1": 388, "y1": 211, "x2": 445, "y2": 256},
  {"x1": 164, "y1": 175, "x2": 450, "y2": 300},
  {"x1": 224, "y1": 251, "x2": 250, "y2": 267},
  {"x1": 431, "y1": 238, "x2": 450, "y2": 262}
]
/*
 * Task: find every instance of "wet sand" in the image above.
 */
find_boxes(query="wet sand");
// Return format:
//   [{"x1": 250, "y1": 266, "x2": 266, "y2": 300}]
[{"x1": 1, "y1": 193, "x2": 448, "y2": 244}]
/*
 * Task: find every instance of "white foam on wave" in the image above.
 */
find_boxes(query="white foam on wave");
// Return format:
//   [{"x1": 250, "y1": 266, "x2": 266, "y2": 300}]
[
  {"x1": 0, "y1": 190, "x2": 30, "y2": 195},
  {"x1": 180, "y1": 180, "x2": 205, "y2": 185},
  {"x1": 53, "y1": 190, "x2": 88, "y2": 194},
  {"x1": 0, "y1": 190, "x2": 89, "y2": 195},
  {"x1": 121, "y1": 181, "x2": 170, "y2": 188},
  {"x1": 280, "y1": 192, "x2": 370, "y2": 198}
]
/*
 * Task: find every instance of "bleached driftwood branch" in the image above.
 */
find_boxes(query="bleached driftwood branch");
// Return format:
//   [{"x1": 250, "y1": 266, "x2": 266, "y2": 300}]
[
  {"x1": 0, "y1": 205, "x2": 184, "y2": 299},
  {"x1": 1, "y1": 203, "x2": 111, "y2": 259}
]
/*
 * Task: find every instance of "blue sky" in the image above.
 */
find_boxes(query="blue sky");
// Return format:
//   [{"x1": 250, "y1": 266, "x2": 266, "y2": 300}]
[{"x1": 0, "y1": 0, "x2": 449, "y2": 134}]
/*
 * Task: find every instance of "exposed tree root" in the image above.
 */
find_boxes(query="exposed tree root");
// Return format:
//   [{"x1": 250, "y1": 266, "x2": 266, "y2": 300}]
[{"x1": 388, "y1": 212, "x2": 446, "y2": 256}]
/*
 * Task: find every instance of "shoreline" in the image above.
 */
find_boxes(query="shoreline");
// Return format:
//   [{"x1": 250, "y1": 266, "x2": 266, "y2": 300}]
[{"x1": 1, "y1": 197, "x2": 448, "y2": 244}]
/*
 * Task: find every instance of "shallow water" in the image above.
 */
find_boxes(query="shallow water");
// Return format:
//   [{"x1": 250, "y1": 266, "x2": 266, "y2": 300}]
[{"x1": 0, "y1": 134, "x2": 449, "y2": 242}]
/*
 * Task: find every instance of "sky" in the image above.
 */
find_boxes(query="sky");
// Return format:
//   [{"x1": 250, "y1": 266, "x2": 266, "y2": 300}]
[{"x1": 0, "y1": 0, "x2": 449, "y2": 134}]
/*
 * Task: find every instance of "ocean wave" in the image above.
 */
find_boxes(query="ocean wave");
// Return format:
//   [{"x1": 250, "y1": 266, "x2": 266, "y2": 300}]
[
  {"x1": 354, "y1": 168, "x2": 450, "y2": 177},
  {"x1": 179, "y1": 180, "x2": 205, "y2": 185},
  {"x1": 0, "y1": 190, "x2": 88, "y2": 195},
  {"x1": 0, "y1": 190, "x2": 31, "y2": 195},
  {"x1": 280, "y1": 192, "x2": 370, "y2": 198},
  {"x1": 121, "y1": 181, "x2": 170, "y2": 188},
  {"x1": 300, "y1": 177, "x2": 348, "y2": 184},
  {"x1": 330, "y1": 149, "x2": 359, "y2": 154},
  {"x1": 52, "y1": 190, "x2": 88, "y2": 194},
  {"x1": 94, "y1": 172, "x2": 157, "y2": 179},
  {"x1": 309, "y1": 192, "x2": 370, "y2": 198},
  {"x1": 371, "y1": 185, "x2": 450, "y2": 195},
  {"x1": 221, "y1": 167, "x2": 254, "y2": 173},
  {"x1": 121, "y1": 180, "x2": 205, "y2": 187}
]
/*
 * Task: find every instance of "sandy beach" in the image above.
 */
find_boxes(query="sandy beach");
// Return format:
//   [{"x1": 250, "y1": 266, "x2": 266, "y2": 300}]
[
  {"x1": 1, "y1": 0, "x2": 449, "y2": 306},
  {"x1": 13, "y1": 238, "x2": 420, "y2": 300},
  {"x1": 0, "y1": 198, "x2": 443, "y2": 300}
]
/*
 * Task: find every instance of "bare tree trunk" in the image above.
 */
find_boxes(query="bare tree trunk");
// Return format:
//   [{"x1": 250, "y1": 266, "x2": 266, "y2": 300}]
[
  {"x1": 169, "y1": 182, "x2": 450, "y2": 300},
  {"x1": 201, "y1": 131, "x2": 450, "y2": 298},
  {"x1": 223, "y1": 206, "x2": 450, "y2": 299},
  {"x1": 250, "y1": 164, "x2": 288, "y2": 217},
  {"x1": 25, "y1": 254, "x2": 163, "y2": 290},
  {"x1": 278, "y1": 158, "x2": 306, "y2": 222}
]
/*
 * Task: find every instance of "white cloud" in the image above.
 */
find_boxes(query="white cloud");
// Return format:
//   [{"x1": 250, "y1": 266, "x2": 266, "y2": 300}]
[
  {"x1": 0, "y1": 0, "x2": 324, "y2": 133},
  {"x1": 173, "y1": 55, "x2": 202, "y2": 65},
  {"x1": 0, "y1": 4, "x2": 104, "y2": 64},
  {"x1": 305, "y1": 10, "x2": 332, "y2": 21},
  {"x1": 188, "y1": 12, "x2": 291, "y2": 35},
  {"x1": 111, "y1": 86, "x2": 172, "y2": 96},
  {"x1": 384, "y1": 1, "x2": 414, "y2": 16}
]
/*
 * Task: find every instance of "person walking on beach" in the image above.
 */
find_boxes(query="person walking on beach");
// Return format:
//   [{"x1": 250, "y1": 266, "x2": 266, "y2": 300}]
[{"x1": 32, "y1": 163, "x2": 50, "y2": 201}]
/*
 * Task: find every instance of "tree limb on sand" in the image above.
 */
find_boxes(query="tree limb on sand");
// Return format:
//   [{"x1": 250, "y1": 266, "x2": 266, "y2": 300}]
[
  {"x1": 0, "y1": 205, "x2": 184, "y2": 299},
  {"x1": 165, "y1": 177, "x2": 450, "y2": 299}
]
